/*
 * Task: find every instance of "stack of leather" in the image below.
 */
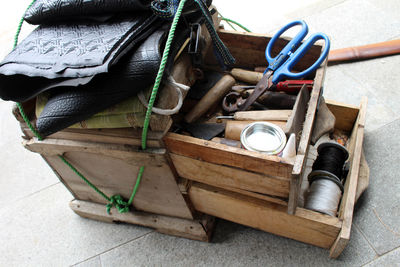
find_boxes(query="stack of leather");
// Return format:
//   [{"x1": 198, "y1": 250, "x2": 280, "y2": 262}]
[{"x1": 0, "y1": 0, "x2": 213, "y2": 136}]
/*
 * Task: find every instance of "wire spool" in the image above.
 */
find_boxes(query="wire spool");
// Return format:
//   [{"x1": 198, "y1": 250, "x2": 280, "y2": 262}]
[
  {"x1": 305, "y1": 142, "x2": 349, "y2": 216},
  {"x1": 312, "y1": 142, "x2": 349, "y2": 180}
]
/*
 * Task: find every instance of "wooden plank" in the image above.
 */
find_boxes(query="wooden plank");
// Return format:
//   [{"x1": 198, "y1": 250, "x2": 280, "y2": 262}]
[
  {"x1": 70, "y1": 200, "x2": 214, "y2": 242},
  {"x1": 287, "y1": 61, "x2": 325, "y2": 214},
  {"x1": 205, "y1": 30, "x2": 323, "y2": 71},
  {"x1": 24, "y1": 138, "x2": 167, "y2": 166},
  {"x1": 45, "y1": 150, "x2": 194, "y2": 219},
  {"x1": 170, "y1": 153, "x2": 290, "y2": 198},
  {"x1": 189, "y1": 183, "x2": 342, "y2": 249},
  {"x1": 218, "y1": 185, "x2": 288, "y2": 206},
  {"x1": 164, "y1": 133, "x2": 293, "y2": 178},
  {"x1": 330, "y1": 97, "x2": 367, "y2": 258},
  {"x1": 326, "y1": 100, "x2": 359, "y2": 131},
  {"x1": 285, "y1": 85, "x2": 310, "y2": 143},
  {"x1": 21, "y1": 124, "x2": 163, "y2": 148}
]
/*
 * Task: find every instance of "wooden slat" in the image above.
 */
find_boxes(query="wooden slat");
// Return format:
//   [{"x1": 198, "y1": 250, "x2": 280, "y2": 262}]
[
  {"x1": 330, "y1": 97, "x2": 367, "y2": 258},
  {"x1": 45, "y1": 150, "x2": 194, "y2": 219},
  {"x1": 205, "y1": 30, "x2": 323, "y2": 71},
  {"x1": 170, "y1": 153, "x2": 289, "y2": 198},
  {"x1": 189, "y1": 183, "x2": 342, "y2": 249},
  {"x1": 24, "y1": 138, "x2": 167, "y2": 166},
  {"x1": 70, "y1": 200, "x2": 214, "y2": 242},
  {"x1": 287, "y1": 60, "x2": 326, "y2": 214},
  {"x1": 21, "y1": 124, "x2": 163, "y2": 148},
  {"x1": 164, "y1": 133, "x2": 293, "y2": 178},
  {"x1": 325, "y1": 100, "x2": 360, "y2": 131},
  {"x1": 285, "y1": 85, "x2": 310, "y2": 140}
]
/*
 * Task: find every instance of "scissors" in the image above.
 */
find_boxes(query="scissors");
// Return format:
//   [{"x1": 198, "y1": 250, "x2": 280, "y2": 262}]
[{"x1": 237, "y1": 20, "x2": 330, "y2": 111}]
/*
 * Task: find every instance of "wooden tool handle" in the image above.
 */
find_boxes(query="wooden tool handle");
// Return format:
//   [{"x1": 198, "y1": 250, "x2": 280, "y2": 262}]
[
  {"x1": 328, "y1": 39, "x2": 400, "y2": 62},
  {"x1": 233, "y1": 110, "x2": 292, "y2": 121},
  {"x1": 184, "y1": 74, "x2": 235, "y2": 123},
  {"x1": 231, "y1": 68, "x2": 263, "y2": 85},
  {"x1": 225, "y1": 120, "x2": 286, "y2": 141}
]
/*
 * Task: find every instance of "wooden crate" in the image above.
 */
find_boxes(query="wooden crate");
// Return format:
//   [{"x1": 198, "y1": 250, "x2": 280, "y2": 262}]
[
  {"x1": 164, "y1": 29, "x2": 328, "y2": 214},
  {"x1": 13, "y1": 50, "x2": 217, "y2": 241},
  {"x1": 186, "y1": 98, "x2": 367, "y2": 257}
]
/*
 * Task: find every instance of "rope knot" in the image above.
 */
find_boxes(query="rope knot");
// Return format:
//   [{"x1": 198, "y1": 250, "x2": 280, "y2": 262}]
[{"x1": 106, "y1": 195, "x2": 130, "y2": 214}]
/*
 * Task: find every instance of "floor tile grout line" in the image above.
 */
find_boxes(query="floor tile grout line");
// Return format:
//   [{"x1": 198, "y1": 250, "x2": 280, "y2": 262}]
[
  {"x1": 361, "y1": 245, "x2": 400, "y2": 266},
  {"x1": 0, "y1": 181, "x2": 60, "y2": 213},
  {"x1": 354, "y1": 223, "x2": 380, "y2": 256},
  {"x1": 71, "y1": 230, "x2": 155, "y2": 266},
  {"x1": 334, "y1": 63, "x2": 400, "y2": 118},
  {"x1": 366, "y1": 117, "x2": 400, "y2": 135}
]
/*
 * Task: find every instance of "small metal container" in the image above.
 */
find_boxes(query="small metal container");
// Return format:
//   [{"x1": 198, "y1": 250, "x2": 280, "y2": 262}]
[{"x1": 240, "y1": 122, "x2": 287, "y2": 155}]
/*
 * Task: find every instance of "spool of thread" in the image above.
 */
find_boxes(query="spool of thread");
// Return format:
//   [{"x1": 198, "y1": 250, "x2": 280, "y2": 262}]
[
  {"x1": 305, "y1": 142, "x2": 349, "y2": 216},
  {"x1": 305, "y1": 178, "x2": 343, "y2": 216},
  {"x1": 312, "y1": 142, "x2": 349, "y2": 180}
]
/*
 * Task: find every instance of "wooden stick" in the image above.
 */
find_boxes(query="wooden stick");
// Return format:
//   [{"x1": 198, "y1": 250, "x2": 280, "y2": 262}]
[
  {"x1": 184, "y1": 74, "x2": 235, "y2": 123},
  {"x1": 233, "y1": 110, "x2": 292, "y2": 121},
  {"x1": 328, "y1": 39, "x2": 400, "y2": 62}
]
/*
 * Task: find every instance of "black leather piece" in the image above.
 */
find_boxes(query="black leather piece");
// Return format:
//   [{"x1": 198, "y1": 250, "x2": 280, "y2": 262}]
[
  {"x1": 24, "y1": 0, "x2": 152, "y2": 24},
  {"x1": 24, "y1": 0, "x2": 213, "y2": 25},
  {"x1": 36, "y1": 29, "x2": 168, "y2": 136},
  {"x1": 0, "y1": 13, "x2": 161, "y2": 102},
  {"x1": 37, "y1": 20, "x2": 191, "y2": 136}
]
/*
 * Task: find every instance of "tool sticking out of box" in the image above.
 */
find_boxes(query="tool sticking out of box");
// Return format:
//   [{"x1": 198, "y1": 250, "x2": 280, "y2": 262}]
[{"x1": 180, "y1": 20, "x2": 331, "y2": 160}]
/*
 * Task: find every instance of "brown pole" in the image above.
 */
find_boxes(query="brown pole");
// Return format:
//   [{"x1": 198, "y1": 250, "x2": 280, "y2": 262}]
[{"x1": 328, "y1": 39, "x2": 400, "y2": 63}]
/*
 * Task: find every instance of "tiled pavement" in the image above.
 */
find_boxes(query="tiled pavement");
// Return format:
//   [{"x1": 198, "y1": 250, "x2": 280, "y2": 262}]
[{"x1": 0, "y1": 0, "x2": 399, "y2": 266}]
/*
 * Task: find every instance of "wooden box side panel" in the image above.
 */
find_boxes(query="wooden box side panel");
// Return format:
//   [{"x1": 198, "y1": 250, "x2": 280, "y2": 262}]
[
  {"x1": 206, "y1": 30, "x2": 323, "y2": 71},
  {"x1": 325, "y1": 100, "x2": 360, "y2": 132},
  {"x1": 287, "y1": 60, "x2": 326, "y2": 214},
  {"x1": 164, "y1": 133, "x2": 293, "y2": 178},
  {"x1": 189, "y1": 183, "x2": 342, "y2": 249},
  {"x1": 330, "y1": 97, "x2": 367, "y2": 258},
  {"x1": 170, "y1": 153, "x2": 290, "y2": 198},
  {"x1": 27, "y1": 138, "x2": 194, "y2": 220}
]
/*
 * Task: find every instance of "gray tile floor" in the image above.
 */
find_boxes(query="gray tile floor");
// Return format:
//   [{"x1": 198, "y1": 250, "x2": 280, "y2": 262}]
[{"x1": 0, "y1": 0, "x2": 399, "y2": 266}]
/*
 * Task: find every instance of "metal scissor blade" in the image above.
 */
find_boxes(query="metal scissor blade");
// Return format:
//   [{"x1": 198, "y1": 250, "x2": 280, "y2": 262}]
[{"x1": 237, "y1": 71, "x2": 272, "y2": 111}]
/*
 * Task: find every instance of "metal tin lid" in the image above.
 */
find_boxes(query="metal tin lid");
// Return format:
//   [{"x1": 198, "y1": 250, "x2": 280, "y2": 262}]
[{"x1": 240, "y1": 122, "x2": 287, "y2": 155}]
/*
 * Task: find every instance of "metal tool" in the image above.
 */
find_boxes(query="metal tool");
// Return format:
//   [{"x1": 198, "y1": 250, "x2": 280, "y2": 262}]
[
  {"x1": 216, "y1": 109, "x2": 292, "y2": 121},
  {"x1": 222, "y1": 90, "x2": 295, "y2": 112},
  {"x1": 238, "y1": 20, "x2": 330, "y2": 111},
  {"x1": 232, "y1": 80, "x2": 314, "y2": 94}
]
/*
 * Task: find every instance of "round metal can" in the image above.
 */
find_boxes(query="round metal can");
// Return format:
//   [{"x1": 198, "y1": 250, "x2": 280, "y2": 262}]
[{"x1": 240, "y1": 122, "x2": 287, "y2": 155}]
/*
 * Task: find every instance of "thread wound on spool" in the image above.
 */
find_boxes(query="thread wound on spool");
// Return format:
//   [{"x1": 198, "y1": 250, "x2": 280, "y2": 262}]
[
  {"x1": 312, "y1": 142, "x2": 349, "y2": 179},
  {"x1": 305, "y1": 142, "x2": 349, "y2": 216}
]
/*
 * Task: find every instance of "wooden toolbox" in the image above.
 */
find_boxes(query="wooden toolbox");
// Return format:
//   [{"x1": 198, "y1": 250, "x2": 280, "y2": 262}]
[
  {"x1": 165, "y1": 29, "x2": 328, "y2": 214},
  {"x1": 13, "y1": 29, "x2": 368, "y2": 258}
]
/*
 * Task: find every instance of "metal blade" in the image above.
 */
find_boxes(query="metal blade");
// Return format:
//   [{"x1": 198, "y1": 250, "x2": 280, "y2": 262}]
[{"x1": 237, "y1": 71, "x2": 273, "y2": 111}]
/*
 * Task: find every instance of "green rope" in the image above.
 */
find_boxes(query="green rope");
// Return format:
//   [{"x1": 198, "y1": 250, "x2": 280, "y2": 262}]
[
  {"x1": 59, "y1": 155, "x2": 111, "y2": 202},
  {"x1": 218, "y1": 12, "x2": 237, "y2": 31},
  {"x1": 16, "y1": 102, "x2": 43, "y2": 140},
  {"x1": 13, "y1": 0, "x2": 147, "y2": 214},
  {"x1": 141, "y1": 0, "x2": 187, "y2": 150},
  {"x1": 14, "y1": 0, "x2": 36, "y2": 48},
  {"x1": 14, "y1": 0, "x2": 43, "y2": 141},
  {"x1": 221, "y1": 17, "x2": 251, "y2": 32}
]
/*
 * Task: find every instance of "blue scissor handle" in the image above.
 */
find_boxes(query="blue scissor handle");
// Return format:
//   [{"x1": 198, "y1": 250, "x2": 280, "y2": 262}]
[
  {"x1": 265, "y1": 20, "x2": 308, "y2": 71},
  {"x1": 271, "y1": 33, "x2": 330, "y2": 83}
]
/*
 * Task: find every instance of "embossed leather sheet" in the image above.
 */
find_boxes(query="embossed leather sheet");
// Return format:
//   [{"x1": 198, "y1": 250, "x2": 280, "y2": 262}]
[
  {"x1": 24, "y1": 0, "x2": 152, "y2": 24},
  {"x1": 0, "y1": 13, "x2": 161, "y2": 101}
]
